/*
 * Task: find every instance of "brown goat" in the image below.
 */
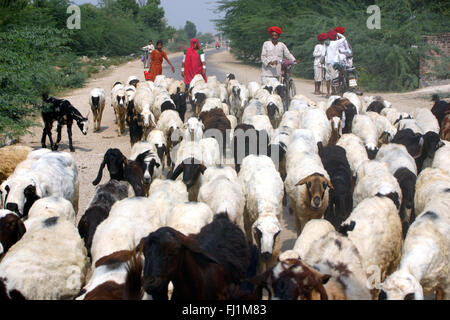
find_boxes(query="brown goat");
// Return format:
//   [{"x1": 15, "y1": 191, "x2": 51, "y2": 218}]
[
  {"x1": 440, "y1": 108, "x2": 450, "y2": 141},
  {"x1": 326, "y1": 98, "x2": 357, "y2": 135},
  {"x1": 199, "y1": 108, "x2": 231, "y2": 155}
]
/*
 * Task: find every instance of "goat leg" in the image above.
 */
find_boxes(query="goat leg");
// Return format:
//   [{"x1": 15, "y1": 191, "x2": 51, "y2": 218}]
[
  {"x1": 67, "y1": 123, "x2": 75, "y2": 152},
  {"x1": 56, "y1": 123, "x2": 63, "y2": 143},
  {"x1": 41, "y1": 126, "x2": 47, "y2": 148}
]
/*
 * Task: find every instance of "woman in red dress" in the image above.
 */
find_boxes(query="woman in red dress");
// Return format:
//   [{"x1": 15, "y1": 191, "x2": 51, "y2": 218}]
[{"x1": 148, "y1": 40, "x2": 175, "y2": 81}]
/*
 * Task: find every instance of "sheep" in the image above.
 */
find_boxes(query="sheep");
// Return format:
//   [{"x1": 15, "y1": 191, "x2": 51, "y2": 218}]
[
  {"x1": 431, "y1": 140, "x2": 450, "y2": 175},
  {"x1": 238, "y1": 155, "x2": 283, "y2": 272},
  {"x1": 0, "y1": 213, "x2": 89, "y2": 300},
  {"x1": 242, "y1": 99, "x2": 266, "y2": 124},
  {"x1": 0, "y1": 145, "x2": 31, "y2": 185},
  {"x1": 376, "y1": 143, "x2": 418, "y2": 235},
  {"x1": 414, "y1": 167, "x2": 450, "y2": 215},
  {"x1": 89, "y1": 197, "x2": 162, "y2": 265},
  {"x1": 148, "y1": 179, "x2": 189, "y2": 226},
  {"x1": 380, "y1": 208, "x2": 449, "y2": 300},
  {"x1": 232, "y1": 124, "x2": 260, "y2": 173},
  {"x1": 111, "y1": 82, "x2": 128, "y2": 136},
  {"x1": 77, "y1": 180, "x2": 129, "y2": 256},
  {"x1": 200, "y1": 97, "x2": 228, "y2": 114},
  {"x1": 299, "y1": 108, "x2": 331, "y2": 146},
  {"x1": 343, "y1": 196, "x2": 403, "y2": 295},
  {"x1": 268, "y1": 128, "x2": 290, "y2": 179},
  {"x1": 198, "y1": 166, "x2": 245, "y2": 231},
  {"x1": 353, "y1": 160, "x2": 402, "y2": 209},
  {"x1": 183, "y1": 117, "x2": 204, "y2": 142},
  {"x1": 245, "y1": 115, "x2": 274, "y2": 139},
  {"x1": 27, "y1": 196, "x2": 76, "y2": 227},
  {"x1": 284, "y1": 219, "x2": 371, "y2": 300},
  {"x1": 412, "y1": 107, "x2": 440, "y2": 134},
  {"x1": 127, "y1": 75, "x2": 139, "y2": 87},
  {"x1": 336, "y1": 133, "x2": 369, "y2": 178},
  {"x1": 152, "y1": 90, "x2": 177, "y2": 121},
  {"x1": 396, "y1": 118, "x2": 424, "y2": 135},
  {"x1": 166, "y1": 202, "x2": 213, "y2": 236},
  {"x1": 366, "y1": 111, "x2": 398, "y2": 147},
  {"x1": 229, "y1": 84, "x2": 249, "y2": 121},
  {"x1": 226, "y1": 114, "x2": 238, "y2": 130},
  {"x1": 89, "y1": 88, "x2": 106, "y2": 132},
  {"x1": 247, "y1": 81, "x2": 261, "y2": 99},
  {"x1": 381, "y1": 107, "x2": 411, "y2": 126},
  {"x1": 284, "y1": 129, "x2": 333, "y2": 234},
  {"x1": 170, "y1": 138, "x2": 221, "y2": 201},
  {"x1": 262, "y1": 94, "x2": 284, "y2": 128},
  {"x1": 292, "y1": 94, "x2": 316, "y2": 107},
  {"x1": 146, "y1": 129, "x2": 169, "y2": 169},
  {"x1": 318, "y1": 143, "x2": 353, "y2": 229},
  {"x1": 155, "y1": 109, "x2": 183, "y2": 151},
  {"x1": 351, "y1": 114, "x2": 379, "y2": 159},
  {"x1": 362, "y1": 95, "x2": 389, "y2": 114},
  {"x1": 134, "y1": 87, "x2": 156, "y2": 140},
  {"x1": 2, "y1": 151, "x2": 79, "y2": 217},
  {"x1": 343, "y1": 92, "x2": 363, "y2": 114}
]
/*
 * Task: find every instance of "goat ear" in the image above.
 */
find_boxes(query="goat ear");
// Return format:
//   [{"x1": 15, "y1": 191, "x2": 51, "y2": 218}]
[
  {"x1": 170, "y1": 163, "x2": 183, "y2": 180},
  {"x1": 199, "y1": 164, "x2": 207, "y2": 174},
  {"x1": 151, "y1": 158, "x2": 160, "y2": 168},
  {"x1": 321, "y1": 274, "x2": 331, "y2": 284},
  {"x1": 136, "y1": 150, "x2": 150, "y2": 163},
  {"x1": 322, "y1": 177, "x2": 334, "y2": 190},
  {"x1": 181, "y1": 240, "x2": 220, "y2": 265},
  {"x1": 92, "y1": 160, "x2": 106, "y2": 185},
  {"x1": 295, "y1": 176, "x2": 309, "y2": 186}
]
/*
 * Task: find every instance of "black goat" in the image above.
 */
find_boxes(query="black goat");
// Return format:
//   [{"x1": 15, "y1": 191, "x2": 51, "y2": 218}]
[
  {"x1": 78, "y1": 179, "x2": 128, "y2": 256},
  {"x1": 393, "y1": 167, "x2": 417, "y2": 239},
  {"x1": 41, "y1": 93, "x2": 89, "y2": 152},
  {"x1": 431, "y1": 94, "x2": 449, "y2": 129},
  {"x1": 171, "y1": 89, "x2": 188, "y2": 122},
  {"x1": 366, "y1": 100, "x2": 386, "y2": 114},
  {"x1": 391, "y1": 129, "x2": 444, "y2": 172},
  {"x1": 92, "y1": 148, "x2": 150, "y2": 196},
  {"x1": 126, "y1": 100, "x2": 144, "y2": 147},
  {"x1": 318, "y1": 143, "x2": 353, "y2": 229}
]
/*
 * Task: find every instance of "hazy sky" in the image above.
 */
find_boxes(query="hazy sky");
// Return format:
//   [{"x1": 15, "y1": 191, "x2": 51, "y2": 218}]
[{"x1": 72, "y1": 0, "x2": 223, "y2": 34}]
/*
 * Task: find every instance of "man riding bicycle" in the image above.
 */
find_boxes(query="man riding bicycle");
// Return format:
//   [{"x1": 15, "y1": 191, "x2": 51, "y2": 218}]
[{"x1": 261, "y1": 26, "x2": 299, "y2": 86}]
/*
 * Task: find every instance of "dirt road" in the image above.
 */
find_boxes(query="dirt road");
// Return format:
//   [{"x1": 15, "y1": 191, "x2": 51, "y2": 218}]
[{"x1": 19, "y1": 48, "x2": 448, "y2": 252}]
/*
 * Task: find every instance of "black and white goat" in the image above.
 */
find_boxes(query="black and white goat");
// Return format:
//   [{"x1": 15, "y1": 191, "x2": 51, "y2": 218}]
[{"x1": 41, "y1": 93, "x2": 89, "y2": 152}]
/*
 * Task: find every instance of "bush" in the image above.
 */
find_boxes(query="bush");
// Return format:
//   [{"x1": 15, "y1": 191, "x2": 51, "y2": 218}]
[{"x1": 216, "y1": 0, "x2": 450, "y2": 92}]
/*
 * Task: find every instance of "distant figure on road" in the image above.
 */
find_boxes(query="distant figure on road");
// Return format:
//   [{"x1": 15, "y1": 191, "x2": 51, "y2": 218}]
[
  {"x1": 141, "y1": 40, "x2": 154, "y2": 68},
  {"x1": 313, "y1": 33, "x2": 328, "y2": 95},
  {"x1": 182, "y1": 38, "x2": 207, "y2": 89},
  {"x1": 148, "y1": 40, "x2": 175, "y2": 82},
  {"x1": 261, "y1": 26, "x2": 299, "y2": 85}
]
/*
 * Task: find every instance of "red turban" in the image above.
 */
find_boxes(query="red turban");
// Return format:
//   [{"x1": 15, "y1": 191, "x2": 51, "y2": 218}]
[
  {"x1": 268, "y1": 26, "x2": 282, "y2": 35},
  {"x1": 317, "y1": 33, "x2": 328, "y2": 41},
  {"x1": 334, "y1": 26, "x2": 346, "y2": 34},
  {"x1": 327, "y1": 30, "x2": 337, "y2": 41}
]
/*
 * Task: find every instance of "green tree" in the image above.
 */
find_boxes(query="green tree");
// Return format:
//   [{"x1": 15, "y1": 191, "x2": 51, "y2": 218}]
[
  {"x1": 117, "y1": 0, "x2": 139, "y2": 16},
  {"x1": 184, "y1": 20, "x2": 197, "y2": 39}
]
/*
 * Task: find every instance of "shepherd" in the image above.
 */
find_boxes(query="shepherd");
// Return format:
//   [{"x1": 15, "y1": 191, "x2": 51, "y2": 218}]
[
  {"x1": 147, "y1": 40, "x2": 175, "y2": 82},
  {"x1": 182, "y1": 38, "x2": 207, "y2": 89},
  {"x1": 261, "y1": 26, "x2": 299, "y2": 85}
]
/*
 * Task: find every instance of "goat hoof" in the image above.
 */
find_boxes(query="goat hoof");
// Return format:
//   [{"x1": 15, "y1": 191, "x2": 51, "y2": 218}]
[{"x1": 70, "y1": 147, "x2": 75, "y2": 152}]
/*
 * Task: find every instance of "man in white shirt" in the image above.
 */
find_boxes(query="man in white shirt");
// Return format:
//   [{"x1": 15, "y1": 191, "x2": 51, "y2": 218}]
[
  {"x1": 313, "y1": 33, "x2": 328, "y2": 95},
  {"x1": 325, "y1": 30, "x2": 347, "y2": 96},
  {"x1": 141, "y1": 40, "x2": 154, "y2": 68},
  {"x1": 261, "y1": 26, "x2": 299, "y2": 85},
  {"x1": 334, "y1": 26, "x2": 353, "y2": 68}
]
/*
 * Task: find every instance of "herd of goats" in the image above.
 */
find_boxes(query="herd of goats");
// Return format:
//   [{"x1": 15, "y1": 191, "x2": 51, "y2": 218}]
[{"x1": 0, "y1": 72, "x2": 449, "y2": 300}]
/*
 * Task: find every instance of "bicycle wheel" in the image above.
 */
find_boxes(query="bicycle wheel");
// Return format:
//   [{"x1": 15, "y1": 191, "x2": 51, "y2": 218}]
[{"x1": 289, "y1": 79, "x2": 296, "y2": 98}]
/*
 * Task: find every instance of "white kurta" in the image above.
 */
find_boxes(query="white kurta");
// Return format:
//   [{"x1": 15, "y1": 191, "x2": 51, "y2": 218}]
[
  {"x1": 325, "y1": 34, "x2": 347, "y2": 65},
  {"x1": 261, "y1": 40, "x2": 296, "y2": 81},
  {"x1": 313, "y1": 44, "x2": 327, "y2": 66}
]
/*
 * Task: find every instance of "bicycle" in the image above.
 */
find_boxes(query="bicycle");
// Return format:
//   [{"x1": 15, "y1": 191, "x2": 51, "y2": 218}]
[
  {"x1": 280, "y1": 59, "x2": 297, "y2": 111},
  {"x1": 142, "y1": 48, "x2": 150, "y2": 69}
]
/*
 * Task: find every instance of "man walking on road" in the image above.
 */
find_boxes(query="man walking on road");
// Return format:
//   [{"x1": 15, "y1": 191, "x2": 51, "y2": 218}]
[
  {"x1": 261, "y1": 26, "x2": 299, "y2": 85},
  {"x1": 141, "y1": 40, "x2": 154, "y2": 68},
  {"x1": 182, "y1": 38, "x2": 207, "y2": 89},
  {"x1": 313, "y1": 33, "x2": 328, "y2": 95}
]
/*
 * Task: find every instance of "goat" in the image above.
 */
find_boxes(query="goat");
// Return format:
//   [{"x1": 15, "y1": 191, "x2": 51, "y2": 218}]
[{"x1": 41, "y1": 94, "x2": 89, "y2": 152}]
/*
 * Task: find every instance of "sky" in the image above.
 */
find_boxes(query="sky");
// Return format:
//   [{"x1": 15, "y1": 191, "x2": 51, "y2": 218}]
[{"x1": 71, "y1": 0, "x2": 223, "y2": 34}]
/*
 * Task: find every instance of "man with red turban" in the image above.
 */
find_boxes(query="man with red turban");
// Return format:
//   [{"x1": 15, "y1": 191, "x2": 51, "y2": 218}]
[
  {"x1": 334, "y1": 26, "x2": 353, "y2": 68},
  {"x1": 181, "y1": 38, "x2": 207, "y2": 88},
  {"x1": 313, "y1": 33, "x2": 328, "y2": 95},
  {"x1": 261, "y1": 26, "x2": 299, "y2": 85}
]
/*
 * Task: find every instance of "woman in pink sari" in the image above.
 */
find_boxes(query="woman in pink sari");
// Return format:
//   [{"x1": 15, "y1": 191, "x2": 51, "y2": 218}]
[{"x1": 181, "y1": 38, "x2": 207, "y2": 88}]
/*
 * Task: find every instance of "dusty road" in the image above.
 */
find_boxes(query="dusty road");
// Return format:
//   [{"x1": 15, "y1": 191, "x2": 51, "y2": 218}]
[{"x1": 19, "y1": 48, "x2": 449, "y2": 252}]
